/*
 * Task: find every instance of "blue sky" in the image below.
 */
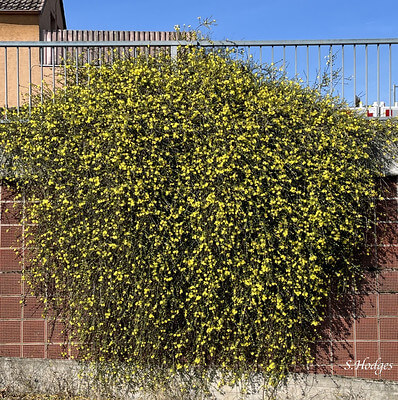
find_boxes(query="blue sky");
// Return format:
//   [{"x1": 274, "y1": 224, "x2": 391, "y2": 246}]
[{"x1": 63, "y1": 0, "x2": 398, "y2": 41}]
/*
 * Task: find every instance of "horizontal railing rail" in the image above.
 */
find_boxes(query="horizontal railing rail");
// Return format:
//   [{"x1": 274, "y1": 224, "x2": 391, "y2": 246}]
[
  {"x1": 0, "y1": 38, "x2": 398, "y2": 118},
  {"x1": 3, "y1": 38, "x2": 398, "y2": 46}
]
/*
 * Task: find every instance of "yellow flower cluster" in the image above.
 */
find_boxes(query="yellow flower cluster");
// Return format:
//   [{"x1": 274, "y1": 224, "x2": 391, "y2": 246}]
[{"x1": 0, "y1": 47, "x2": 397, "y2": 391}]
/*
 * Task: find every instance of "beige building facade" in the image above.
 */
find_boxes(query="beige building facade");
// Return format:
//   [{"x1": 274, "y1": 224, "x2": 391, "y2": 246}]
[
  {"x1": 0, "y1": 0, "x2": 66, "y2": 41},
  {"x1": 0, "y1": 0, "x2": 66, "y2": 108}
]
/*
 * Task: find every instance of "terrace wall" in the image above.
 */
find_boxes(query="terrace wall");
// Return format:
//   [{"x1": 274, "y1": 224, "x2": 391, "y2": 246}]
[{"x1": 0, "y1": 177, "x2": 397, "y2": 381}]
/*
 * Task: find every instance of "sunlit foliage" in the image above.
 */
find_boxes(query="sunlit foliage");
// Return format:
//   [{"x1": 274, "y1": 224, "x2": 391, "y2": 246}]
[{"x1": 1, "y1": 48, "x2": 397, "y2": 393}]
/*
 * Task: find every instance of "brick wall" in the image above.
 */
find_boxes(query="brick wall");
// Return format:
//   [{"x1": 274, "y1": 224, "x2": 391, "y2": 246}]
[
  {"x1": 0, "y1": 179, "x2": 397, "y2": 380},
  {"x1": 309, "y1": 176, "x2": 398, "y2": 380},
  {"x1": 0, "y1": 185, "x2": 67, "y2": 359}
]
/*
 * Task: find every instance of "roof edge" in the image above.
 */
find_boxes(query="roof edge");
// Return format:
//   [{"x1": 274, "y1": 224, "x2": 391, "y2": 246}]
[
  {"x1": 0, "y1": 10, "x2": 40, "y2": 14},
  {"x1": 39, "y1": 0, "x2": 48, "y2": 14},
  {"x1": 59, "y1": 0, "x2": 66, "y2": 29},
  {"x1": 40, "y1": 0, "x2": 66, "y2": 30}
]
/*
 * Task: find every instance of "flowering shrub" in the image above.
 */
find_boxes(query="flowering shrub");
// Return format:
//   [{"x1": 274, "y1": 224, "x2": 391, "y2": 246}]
[{"x1": 1, "y1": 48, "x2": 397, "y2": 391}]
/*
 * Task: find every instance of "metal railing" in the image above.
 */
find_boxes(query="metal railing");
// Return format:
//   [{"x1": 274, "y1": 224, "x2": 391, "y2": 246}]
[{"x1": 1, "y1": 38, "x2": 398, "y2": 116}]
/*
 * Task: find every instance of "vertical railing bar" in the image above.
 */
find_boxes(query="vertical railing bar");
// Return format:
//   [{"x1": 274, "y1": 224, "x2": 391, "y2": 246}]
[
  {"x1": 87, "y1": 46, "x2": 91, "y2": 86},
  {"x1": 306, "y1": 45, "x2": 309, "y2": 86},
  {"x1": 52, "y1": 46, "x2": 56, "y2": 100},
  {"x1": 271, "y1": 45, "x2": 274, "y2": 65},
  {"x1": 4, "y1": 47, "x2": 8, "y2": 115},
  {"x1": 16, "y1": 46, "x2": 20, "y2": 114},
  {"x1": 75, "y1": 31, "x2": 80, "y2": 63},
  {"x1": 75, "y1": 46, "x2": 79, "y2": 84},
  {"x1": 259, "y1": 45, "x2": 262, "y2": 65},
  {"x1": 99, "y1": 46, "x2": 103, "y2": 67},
  {"x1": 28, "y1": 46, "x2": 32, "y2": 115},
  {"x1": 40, "y1": 46, "x2": 44, "y2": 104},
  {"x1": 389, "y1": 43, "x2": 392, "y2": 114},
  {"x1": 377, "y1": 43, "x2": 380, "y2": 105},
  {"x1": 329, "y1": 45, "x2": 333, "y2": 95},
  {"x1": 55, "y1": 31, "x2": 59, "y2": 68},
  {"x1": 295, "y1": 45, "x2": 297, "y2": 78},
  {"x1": 64, "y1": 46, "x2": 67, "y2": 88},
  {"x1": 283, "y1": 45, "x2": 286, "y2": 72},
  {"x1": 353, "y1": 44, "x2": 356, "y2": 106},
  {"x1": 318, "y1": 45, "x2": 321, "y2": 88},
  {"x1": 341, "y1": 45, "x2": 344, "y2": 100},
  {"x1": 365, "y1": 44, "x2": 368, "y2": 107}
]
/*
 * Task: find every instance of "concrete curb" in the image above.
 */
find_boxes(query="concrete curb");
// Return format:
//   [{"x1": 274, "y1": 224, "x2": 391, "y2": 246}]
[{"x1": 1, "y1": 357, "x2": 398, "y2": 399}]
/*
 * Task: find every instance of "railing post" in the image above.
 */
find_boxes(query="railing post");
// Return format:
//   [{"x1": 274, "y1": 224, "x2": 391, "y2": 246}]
[{"x1": 170, "y1": 45, "x2": 177, "y2": 59}]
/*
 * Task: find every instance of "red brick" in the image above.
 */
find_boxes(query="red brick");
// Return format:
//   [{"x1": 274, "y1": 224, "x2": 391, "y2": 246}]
[
  {"x1": 20, "y1": 249, "x2": 34, "y2": 273},
  {"x1": 23, "y1": 280, "x2": 35, "y2": 296},
  {"x1": 376, "y1": 199, "x2": 398, "y2": 222},
  {"x1": 378, "y1": 363, "x2": 396, "y2": 380},
  {"x1": 309, "y1": 365, "x2": 333, "y2": 375},
  {"x1": 1, "y1": 202, "x2": 23, "y2": 225},
  {"x1": 23, "y1": 345, "x2": 44, "y2": 358},
  {"x1": 312, "y1": 342, "x2": 331, "y2": 365},
  {"x1": 377, "y1": 245, "x2": 398, "y2": 269},
  {"x1": 333, "y1": 364, "x2": 356, "y2": 377},
  {"x1": 331, "y1": 317, "x2": 354, "y2": 341},
  {"x1": 356, "y1": 364, "x2": 383, "y2": 379},
  {"x1": 359, "y1": 247, "x2": 377, "y2": 269},
  {"x1": 0, "y1": 296, "x2": 22, "y2": 318},
  {"x1": 380, "y1": 342, "x2": 398, "y2": 364},
  {"x1": 0, "y1": 249, "x2": 22, "y2": 272},
  {"x1": 47, "y1": 321, "x2": 67, "y2": 343},
  {"x1": 380, "y1": 318, "x2": 398, "y2": 340},
  {"x1": 364, "y1": 228, "x2": 377, "y2": 248},
  {"x1": 1, "y1": 186, "x2": 18, "y2": 202},
  {"x1": 331, "y1": 343, "x2": 354, "y2": 364},
  {"x1": 380, "y1": 293, "x2": 398, "y2": 316},
  {"x1": 356, "y1": 318, "x2": 378, "y2": 340},
  {"x1": 378, "y1": 366, "x2": 398, "y2": 380},
  {"x1": 342, "y1": 320, "x2": 354, "y2": 341},
  {"x1": 43, "y1": 307, "x2": 57, "y2": 319},
  {"x1": 0, "y1": 321, "x2": 20, "y2": 343},
  {"x1": 360, "y1": 272, "x2": 378, "y2": 291},
  {"x1": 356, "y1": 342, "x2": 379, "y2": 360},
  {"x1": 23, "y1": 296, "x2": 44, "y2": 319},
  {"x1": 378, "y1": 270, "x2": 398, "y2": 292},
  {"x1": 376, "y1": 223, "x2": 398, "y2": 245},
  {"x1": 23, "y1": 320, "x2": 44, "y2": 343},
  {"x1": 1, "y1": 226, "x2": 22, "y2": 248},
  {"x1": 47, "y1": 344, "x2": 68, "y2": 359},
  {"x1": 0, "y1": 273, "x2": 22, "y2": 295},
  {"x1": 356, "y1": 294, "x2": 377, "y2": 317},
  {"x1": 0, "y1": 345, "x2": 20, "y2": 357}
]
